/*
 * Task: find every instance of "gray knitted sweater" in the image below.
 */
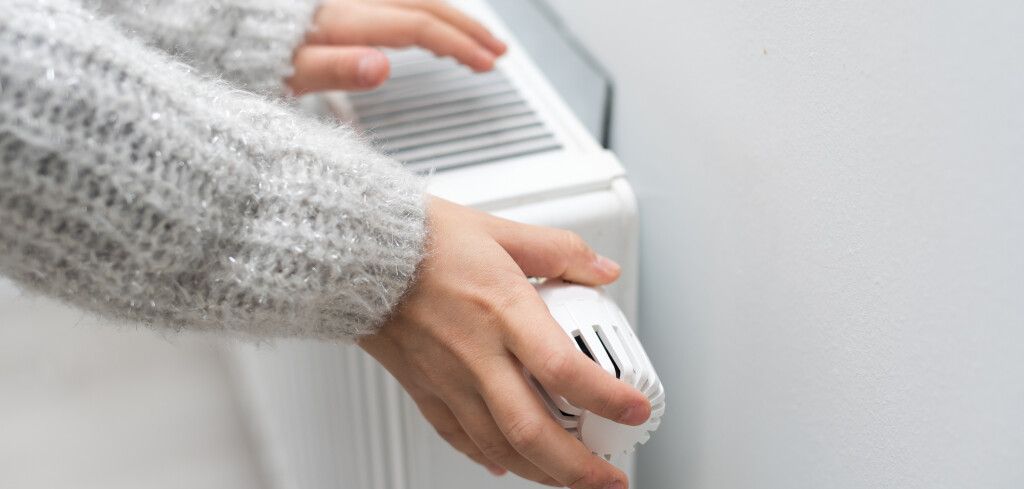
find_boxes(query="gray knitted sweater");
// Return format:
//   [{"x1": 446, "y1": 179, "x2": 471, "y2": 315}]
[{"x1": 0, "y1": 0, "x2": 428, "y2": 340}]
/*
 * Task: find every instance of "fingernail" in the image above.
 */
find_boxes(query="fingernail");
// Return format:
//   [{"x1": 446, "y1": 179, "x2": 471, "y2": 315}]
[
  {"x1": 595, "y1": 254, "x2": 621, "y2": 275},
  {"x1": 358, "y1": 53, "x2": 386, "y2": 87},
  {"x1": 617, "y1": 402, "x2": 649, "y2": 424},
  {"x1": 486, "y1": 463, "x2": 506, "y2": 476},
  {"x1": 605, "y1": 481, "x2": 624, "y2": 489},
  {"x1": 617, "y1": 404, "x2": 637, "y2": 423}
]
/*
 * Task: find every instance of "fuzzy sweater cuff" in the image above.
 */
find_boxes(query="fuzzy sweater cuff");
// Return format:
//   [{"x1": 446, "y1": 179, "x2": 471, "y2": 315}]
[{"x1": 86, "y1": 0, "x2": 322, "y2": 97}]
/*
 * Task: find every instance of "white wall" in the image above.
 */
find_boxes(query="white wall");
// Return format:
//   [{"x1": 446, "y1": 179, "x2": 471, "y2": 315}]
[{"x1": 541, "y1": 1, "x2": 1024, "y2": 487}]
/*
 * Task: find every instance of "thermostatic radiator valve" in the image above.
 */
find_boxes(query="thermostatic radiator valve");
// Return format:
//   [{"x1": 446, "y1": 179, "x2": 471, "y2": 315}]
[{"x1": 526, "y1": 280, "x2": 665, "y2": 460}]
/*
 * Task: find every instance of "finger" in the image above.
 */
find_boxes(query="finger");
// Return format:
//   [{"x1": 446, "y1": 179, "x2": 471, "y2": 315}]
[
  {"x1": 503, "y1": 284, "x2": 651, "y2": 426},
  {"x1": 449, "y1": 394, "x2": 559, "y2": 486},
  {"x1": 410, "y1": 394, "x2": 507, "y2": 476},
  {"x1": 491, "y1": 220, "x2": 621, "y2": 286},
  {"x1": 479, "y1": 360, "x2": 629, "y2": 489},
  {"x1": 288, "y1": 45, "x2": 390, "y2": 94},
  {"x1": 373, "y1": 0, "x2": 507, "y2": 55},
  {"x1": 312, "y1": 3, "x2": 496, "y2": 71},
  {"x1": 359, "y1": 332, "x2": 510, "y2": 477}
]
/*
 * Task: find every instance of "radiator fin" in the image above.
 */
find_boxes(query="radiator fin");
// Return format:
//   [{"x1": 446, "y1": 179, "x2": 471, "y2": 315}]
[{"x1": 349, "y1": 49, "x2": 561, "y2": 172}]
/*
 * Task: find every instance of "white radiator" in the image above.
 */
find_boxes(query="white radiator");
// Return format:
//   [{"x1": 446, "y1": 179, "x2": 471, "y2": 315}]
[{"x1": 228, "y1": 1, "x2": 640, "y2": 487}]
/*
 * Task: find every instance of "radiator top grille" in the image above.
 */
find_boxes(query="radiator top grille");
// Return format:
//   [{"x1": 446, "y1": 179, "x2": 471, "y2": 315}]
[{"x1": 349, "y1": 49, "x2": 562, "y2": 173}]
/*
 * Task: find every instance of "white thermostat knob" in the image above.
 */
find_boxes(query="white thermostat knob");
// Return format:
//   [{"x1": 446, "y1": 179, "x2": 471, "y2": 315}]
[{"x1": 525, "y1": 280, "x2": 665, "y2": 459}]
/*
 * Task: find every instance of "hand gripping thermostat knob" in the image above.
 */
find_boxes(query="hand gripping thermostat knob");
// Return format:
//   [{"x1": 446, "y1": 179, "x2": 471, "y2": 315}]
[{"x1": 524, "y1": 280, "x2": 665, "y2": 460}]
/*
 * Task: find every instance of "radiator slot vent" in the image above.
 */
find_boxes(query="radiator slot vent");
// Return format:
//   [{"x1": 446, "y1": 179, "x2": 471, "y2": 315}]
[{"x1": 349, "y1": 48, "x2": 561, "y2": 172}]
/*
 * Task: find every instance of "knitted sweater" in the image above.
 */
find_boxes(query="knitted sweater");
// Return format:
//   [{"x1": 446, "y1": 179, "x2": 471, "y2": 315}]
[
  {"x1": 84, "y1": 0, "x2": 319, "y2": 97},
  {"x1": 0, "y1": 0, "x2": 428, "y2": 341}
]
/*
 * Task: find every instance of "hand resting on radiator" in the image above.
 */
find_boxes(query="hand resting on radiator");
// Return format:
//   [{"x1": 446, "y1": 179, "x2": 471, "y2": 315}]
[{"x1": 287, "y1": 0, "x2": 508, "y2": 94}]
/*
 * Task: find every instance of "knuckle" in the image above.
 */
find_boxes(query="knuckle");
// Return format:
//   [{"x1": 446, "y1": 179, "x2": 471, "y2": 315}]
[
  {"x1": 539, "y1": 347, "x2": 575, "y2": 381},
  {"x1": 409, "y1": 11, "x2": 435, "y2": 35},
  {"x1": 562, "y1": 231, "x2": 591, "y2": 258},
  {"x1": 504, "y1": 413, "x2": 544, "y2": 452}
]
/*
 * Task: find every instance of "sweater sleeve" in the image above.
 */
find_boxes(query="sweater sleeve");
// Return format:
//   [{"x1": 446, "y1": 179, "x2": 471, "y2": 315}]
[
  {"x1": 83, "y1": 0, "x2": 321, "y2": 96},
  {"x1": 0, "y1": 0, "x2": 427, "y2": 341}
]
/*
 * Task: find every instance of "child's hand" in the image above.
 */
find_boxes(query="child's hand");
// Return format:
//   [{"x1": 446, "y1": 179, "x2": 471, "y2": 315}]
[
  {"x1": 287, "y1": 0, "x2": 507, "y2": 94},
  {"x1": 358, "y1": 197, "x2": 650, "y2": 488}
]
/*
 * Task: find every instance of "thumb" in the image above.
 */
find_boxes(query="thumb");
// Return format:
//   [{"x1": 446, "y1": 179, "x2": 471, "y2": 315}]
[{"x1": 491, "y1": 220, "x2": 621, "y2": 286}]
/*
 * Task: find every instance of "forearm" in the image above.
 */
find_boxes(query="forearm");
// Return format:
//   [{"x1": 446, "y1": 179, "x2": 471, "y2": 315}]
[
  {"x1": 0, "y1": 0, "x2": 426, "y2": 340},
  {"x1": 84, "y1": 0, "x2": 321, "y2": 96}
]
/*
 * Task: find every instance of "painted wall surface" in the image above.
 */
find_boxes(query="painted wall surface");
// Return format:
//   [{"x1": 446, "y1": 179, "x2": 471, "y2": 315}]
[{"x1": 539, "y1": 1, "x2": 1024, "y2": 488}]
